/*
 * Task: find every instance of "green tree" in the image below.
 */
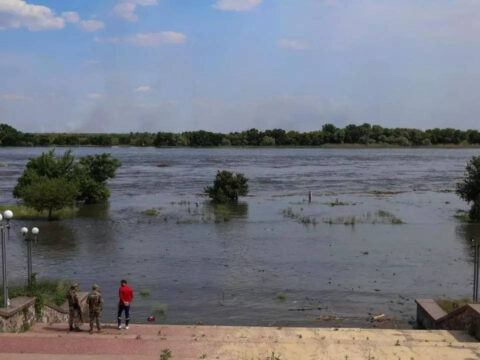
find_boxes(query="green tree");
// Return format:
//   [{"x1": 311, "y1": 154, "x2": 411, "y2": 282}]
[
  {"x1": 75, "y1": 154, "x2": 121, "y2": 203},
  {"x1": 457, "y1": 157, "x2": 480, "y2": 221},
  {"x1": 0, "y1": 124, "x2": 23, "y2": 146},
  {"x1": 14, "y1": 150, "x2": 121, "y2": 208},
  {"x1": 205, "y1": 170, "x2": 249, "y2": 203},
  {"x1": 260, "y1": 136, "x2": 276, "y2": 146},
  {"x1": 13, "y1": 150, "x2": 76, "y2": 198},
  {"x1": 22, "y1": 178, "x2": 79, "y2": 220}
]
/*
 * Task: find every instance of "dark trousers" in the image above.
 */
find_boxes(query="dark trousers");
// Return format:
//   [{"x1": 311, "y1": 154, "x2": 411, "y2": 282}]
[{"x1": 117, "y1": 304, "x2": 130, "y2": 326}]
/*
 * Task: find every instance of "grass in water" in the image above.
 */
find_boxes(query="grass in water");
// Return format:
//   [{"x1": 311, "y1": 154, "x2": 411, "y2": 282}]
[
  {"x1": 325, "y1": 210, "x2": 404, "y2": 225},
  {"x1": 140, "y1": 290, "x2": 151, "y2": 297},
  {"x1": 0, "y1": 205, "x2": 78, "y2": 220},
  {"x1": 437, "y1": 299, "x2": 471, "y2": 313},
  {"x1": 276, "y1": 293, "x2": 286, "y2": 301},
  {"x1": 454, "y1": 211, "x2": 475, "y2": 223},
  {"x1": 142, "y1": 208, "x2": 159, "y2": 216},
  {"x1": 152, "y1": 304, "x2": 168, "y2": 317},
  {"x1": 281, "y1": 208, "x2": 317, "y2": 225},
  {"x1": 321, "y1": 199, "x2": 353, "y2": 207}
]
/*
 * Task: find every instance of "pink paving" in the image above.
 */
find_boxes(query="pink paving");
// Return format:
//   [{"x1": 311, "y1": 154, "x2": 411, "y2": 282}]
[{"x1": 2, "y1": 322, "x2": 480, "y2": 359}]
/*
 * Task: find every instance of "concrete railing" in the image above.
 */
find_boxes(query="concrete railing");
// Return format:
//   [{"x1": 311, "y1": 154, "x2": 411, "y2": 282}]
[
  {"x1": 416, "y1": 299, "x2": 480, "y2": 339},
  {"x1": 0, "y1": 297, "x2": 36, "y2": 332},
  {"x1": 0, "y1": 292, "x2": 89, "y2": 332}
]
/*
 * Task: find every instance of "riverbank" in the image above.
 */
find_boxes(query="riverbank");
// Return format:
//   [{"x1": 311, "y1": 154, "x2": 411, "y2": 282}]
[{"x1": 0, "y1": 323, "x2": 478, "y2": 359}]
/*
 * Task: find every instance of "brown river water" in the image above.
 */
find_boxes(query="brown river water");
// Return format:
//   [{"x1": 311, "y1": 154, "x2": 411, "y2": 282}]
[{"x1": 1, "y1": 147, "x2": 480, "y2": 327}]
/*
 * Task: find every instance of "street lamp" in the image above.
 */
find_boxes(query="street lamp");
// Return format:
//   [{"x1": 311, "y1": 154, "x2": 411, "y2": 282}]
[
  {"x1": 1, "y1": 209, "x2": 13, "y2": 308},
  {"x1": 21, "y1": 227, "x2": 39, "y2": 286}
]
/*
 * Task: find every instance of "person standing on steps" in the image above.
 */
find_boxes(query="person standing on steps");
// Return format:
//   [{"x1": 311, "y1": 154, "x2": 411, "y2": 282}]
[
  {"x1": 67, "y1": 283, "x2": 82, "y2": 331},
  {"x1": 118, "y1": 279, "x2": 134, "y2": 329},
  {"x1": 87, "y1": 284, "x2": 103, "y2": 334}
]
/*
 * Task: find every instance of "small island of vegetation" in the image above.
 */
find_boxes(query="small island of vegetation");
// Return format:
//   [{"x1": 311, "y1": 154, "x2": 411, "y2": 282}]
[{"x1": 10, "y1": 149, "x2": 121, "y2": 220}]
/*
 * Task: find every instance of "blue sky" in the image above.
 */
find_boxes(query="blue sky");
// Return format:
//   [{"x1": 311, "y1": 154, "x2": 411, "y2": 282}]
[{"x1": 1, "y1": 0, "x2": 480, "y2": 132}]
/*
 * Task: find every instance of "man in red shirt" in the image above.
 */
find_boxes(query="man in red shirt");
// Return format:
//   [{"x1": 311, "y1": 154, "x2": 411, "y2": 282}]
[{"x1": 117, "y1": 279, "x2": 134, "y2": 329}]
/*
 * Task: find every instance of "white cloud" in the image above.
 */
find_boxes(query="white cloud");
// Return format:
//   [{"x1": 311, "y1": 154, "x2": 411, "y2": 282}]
[
  {"x1": 135, "y1": 86, "x2": 152, "y2": 92},
  {"x1": 79, "y1": 20, "x2": 104, "y2": 32},
  {"x1": 113, "y1": 0, "x2": 158, "y2": 22},
  {"x1": 213, "y1": 0, "x2": 262, "y2": 11},
  {"x1": 278, "y1": 39, "x2": 309, "y2": 50},
  {"x1": 87, "y1": 93, "x2": 104, "y2": 99},
  {"x1": 62, "y1": 11, "x2": 104, "y2": 32},
  {"x1": 95, "y1": 32, "x2": 186, "y2": 47},
  {"x1": 2, "y1": 93, "x2": 32, "y2": 101},
  {"x1": 61, "y1": 11, "x2": 79, "y2": 23},
  {"x1": 0, "y1": 0, "x2": 65, "y2": 31}
]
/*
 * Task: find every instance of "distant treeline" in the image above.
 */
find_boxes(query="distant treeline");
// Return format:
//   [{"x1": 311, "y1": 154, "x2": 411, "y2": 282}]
[{"x1": 1, "y1": 123, "x2": 480, "y2": 147}]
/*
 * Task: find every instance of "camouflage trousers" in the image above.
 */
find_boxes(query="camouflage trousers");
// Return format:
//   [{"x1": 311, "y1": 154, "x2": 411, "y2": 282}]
[
  {"x1": 89, "y1": 310, "x2": 102, "y2": 331},
  {"x1": 68, "y1": 307, "x2": 82, "y2": 329}
]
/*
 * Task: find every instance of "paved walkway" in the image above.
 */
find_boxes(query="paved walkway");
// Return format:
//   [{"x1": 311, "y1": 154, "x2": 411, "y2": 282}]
[{"x1": 1, "y1": 323, "x2": 480, "y2": 359}]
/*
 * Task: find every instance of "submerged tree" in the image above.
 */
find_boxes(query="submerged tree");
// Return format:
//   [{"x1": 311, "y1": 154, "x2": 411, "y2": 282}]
[
  {"x1": 22, "y1": 177, "x2": 79, "y2": 219},
  {"x1": 14, "y1": 150, "x2": 121, "y2": 219},
  {"x1": 205, "y1": 170, "x2": 249, "y2": 203},
  {"x1": 457, "y1": 156, "x2": 480, "y2": 222}
]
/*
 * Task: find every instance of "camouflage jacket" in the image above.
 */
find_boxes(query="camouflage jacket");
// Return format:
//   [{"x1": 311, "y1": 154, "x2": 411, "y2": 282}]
[
  {"x1": 66, "y1": 289, "x2": 79, "y2": 308},
  {"x1": 87, "y1": 290, "x2": 103, "y2": 312}
]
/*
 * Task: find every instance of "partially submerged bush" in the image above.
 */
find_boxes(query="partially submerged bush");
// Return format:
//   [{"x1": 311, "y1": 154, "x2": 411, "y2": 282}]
[
  {"x1": 205, "y1": 170, "x2": 248, "y2": 203},
  {"x1": 457, "y1": 156, "x2": 480, "y2": 222}
]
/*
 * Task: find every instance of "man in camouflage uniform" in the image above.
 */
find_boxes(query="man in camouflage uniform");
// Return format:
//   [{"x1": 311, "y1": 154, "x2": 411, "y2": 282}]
[
  {"x1": 87, "y1": 284, "x2": 103, "y2": 333},
  {"x1": 67, "y1": 283, "x2": 82, "y2": 331}
]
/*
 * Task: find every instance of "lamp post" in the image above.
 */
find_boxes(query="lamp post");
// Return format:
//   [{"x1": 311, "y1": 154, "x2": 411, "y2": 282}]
[
  {"x1": 1, "y1": 209, "x2": 13, "y2": 308},
  {"x1": 21, "y1": 227, "x2": 39, "y2": 286}
]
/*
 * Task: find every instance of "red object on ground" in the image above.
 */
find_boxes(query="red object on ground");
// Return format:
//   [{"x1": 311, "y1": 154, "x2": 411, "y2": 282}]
[
  {"x1": 147, "y1": 316, "x2": 155, "y2": 322},
  {"x1": 119, "y1": 284, "x2": 134, "y2": 305}
]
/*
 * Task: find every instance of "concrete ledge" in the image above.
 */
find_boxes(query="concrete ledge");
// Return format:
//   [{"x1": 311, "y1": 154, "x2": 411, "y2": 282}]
[
  {"x1": 0, "y1": 297, "x2": 36, "y2": 318},
  {"x1": 415, "y1": 299, "x2": 447, "y2": 329},
  {"x1": 416, "y1": 298, "x2": 480, "y2": 339},
  {"x1": 41, "y1": 292, "x2": 88, "y2": 325},
  {"x1": 0, "y1": 297, "x2": 36, "y2": 333}
]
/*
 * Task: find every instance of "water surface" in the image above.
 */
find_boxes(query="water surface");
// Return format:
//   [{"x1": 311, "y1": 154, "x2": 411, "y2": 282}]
[{"x1": 1, "y1": 147, "x2": 479, "y2": 327}]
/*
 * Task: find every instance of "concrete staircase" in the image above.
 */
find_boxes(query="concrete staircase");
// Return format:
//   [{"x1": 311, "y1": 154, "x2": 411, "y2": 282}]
[{"x1": 1, "y1": 323, "x2": 480, "y2": 359}]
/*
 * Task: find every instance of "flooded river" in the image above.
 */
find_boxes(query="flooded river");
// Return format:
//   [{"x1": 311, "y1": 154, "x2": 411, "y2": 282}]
[{"x1": 1, "y1": 147, "x2": 480, "y2": 327}]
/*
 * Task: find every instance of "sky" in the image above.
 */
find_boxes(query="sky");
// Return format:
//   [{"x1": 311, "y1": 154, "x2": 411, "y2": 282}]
[{"x1": 1, "y1": 0, "x2": 480, "y2": 133}]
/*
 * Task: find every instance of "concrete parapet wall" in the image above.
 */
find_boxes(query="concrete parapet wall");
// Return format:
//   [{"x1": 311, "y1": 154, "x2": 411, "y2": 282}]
[
  {"x1": 0, "y1": 297, "x2": 36, "y2": 333},
  {"x1": 1, "y1": 292, "x2": 90, "y2": 332},
  {"x1": 416, "y1": 298, "x2": 480, "y2": 340},
  {"x1": 41, "y1": 292, "x2": 89, "y2": 324}
]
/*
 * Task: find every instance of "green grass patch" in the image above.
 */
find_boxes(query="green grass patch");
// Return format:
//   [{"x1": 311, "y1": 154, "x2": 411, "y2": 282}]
[
  {"x1": 437, "y1": 299, "x2": 471, "y2": 313},
  {"x1": 281, "y1": 208, "x2": 317, "y2": 225},
  {"x1": 140, "y1": 289, "x2": 151, "y2": 297},
  {"x1": 160, "y1": 349, "x2": 172, "y2": 360},
  {"x1": 0, "y1": 276, "x2": 72, "y2": 317},
  {"x1": 152, "y1": 303, "x2": 168, "y2": 317},
  {"x1": 142, "y1": 208, "x2": 159, "y2": 216},
  {"x1": 324, "y1": 210, "x2": 404, "y2": 225},
  {"x1": 0, "y1": 205, "x2": 78, "y2": 220},
  {"x1": 276, "y1": 293, "x2": 286, "y2": 301},
  {"x1": 176, "y1": 218, "x2": 200, "y2": 224},
  {"x1": 454, "y1": 211, "x2": 473, "y2": 223},
  {"x1": 321, "y1": 199, "x2": 353, "y2": 207}
]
